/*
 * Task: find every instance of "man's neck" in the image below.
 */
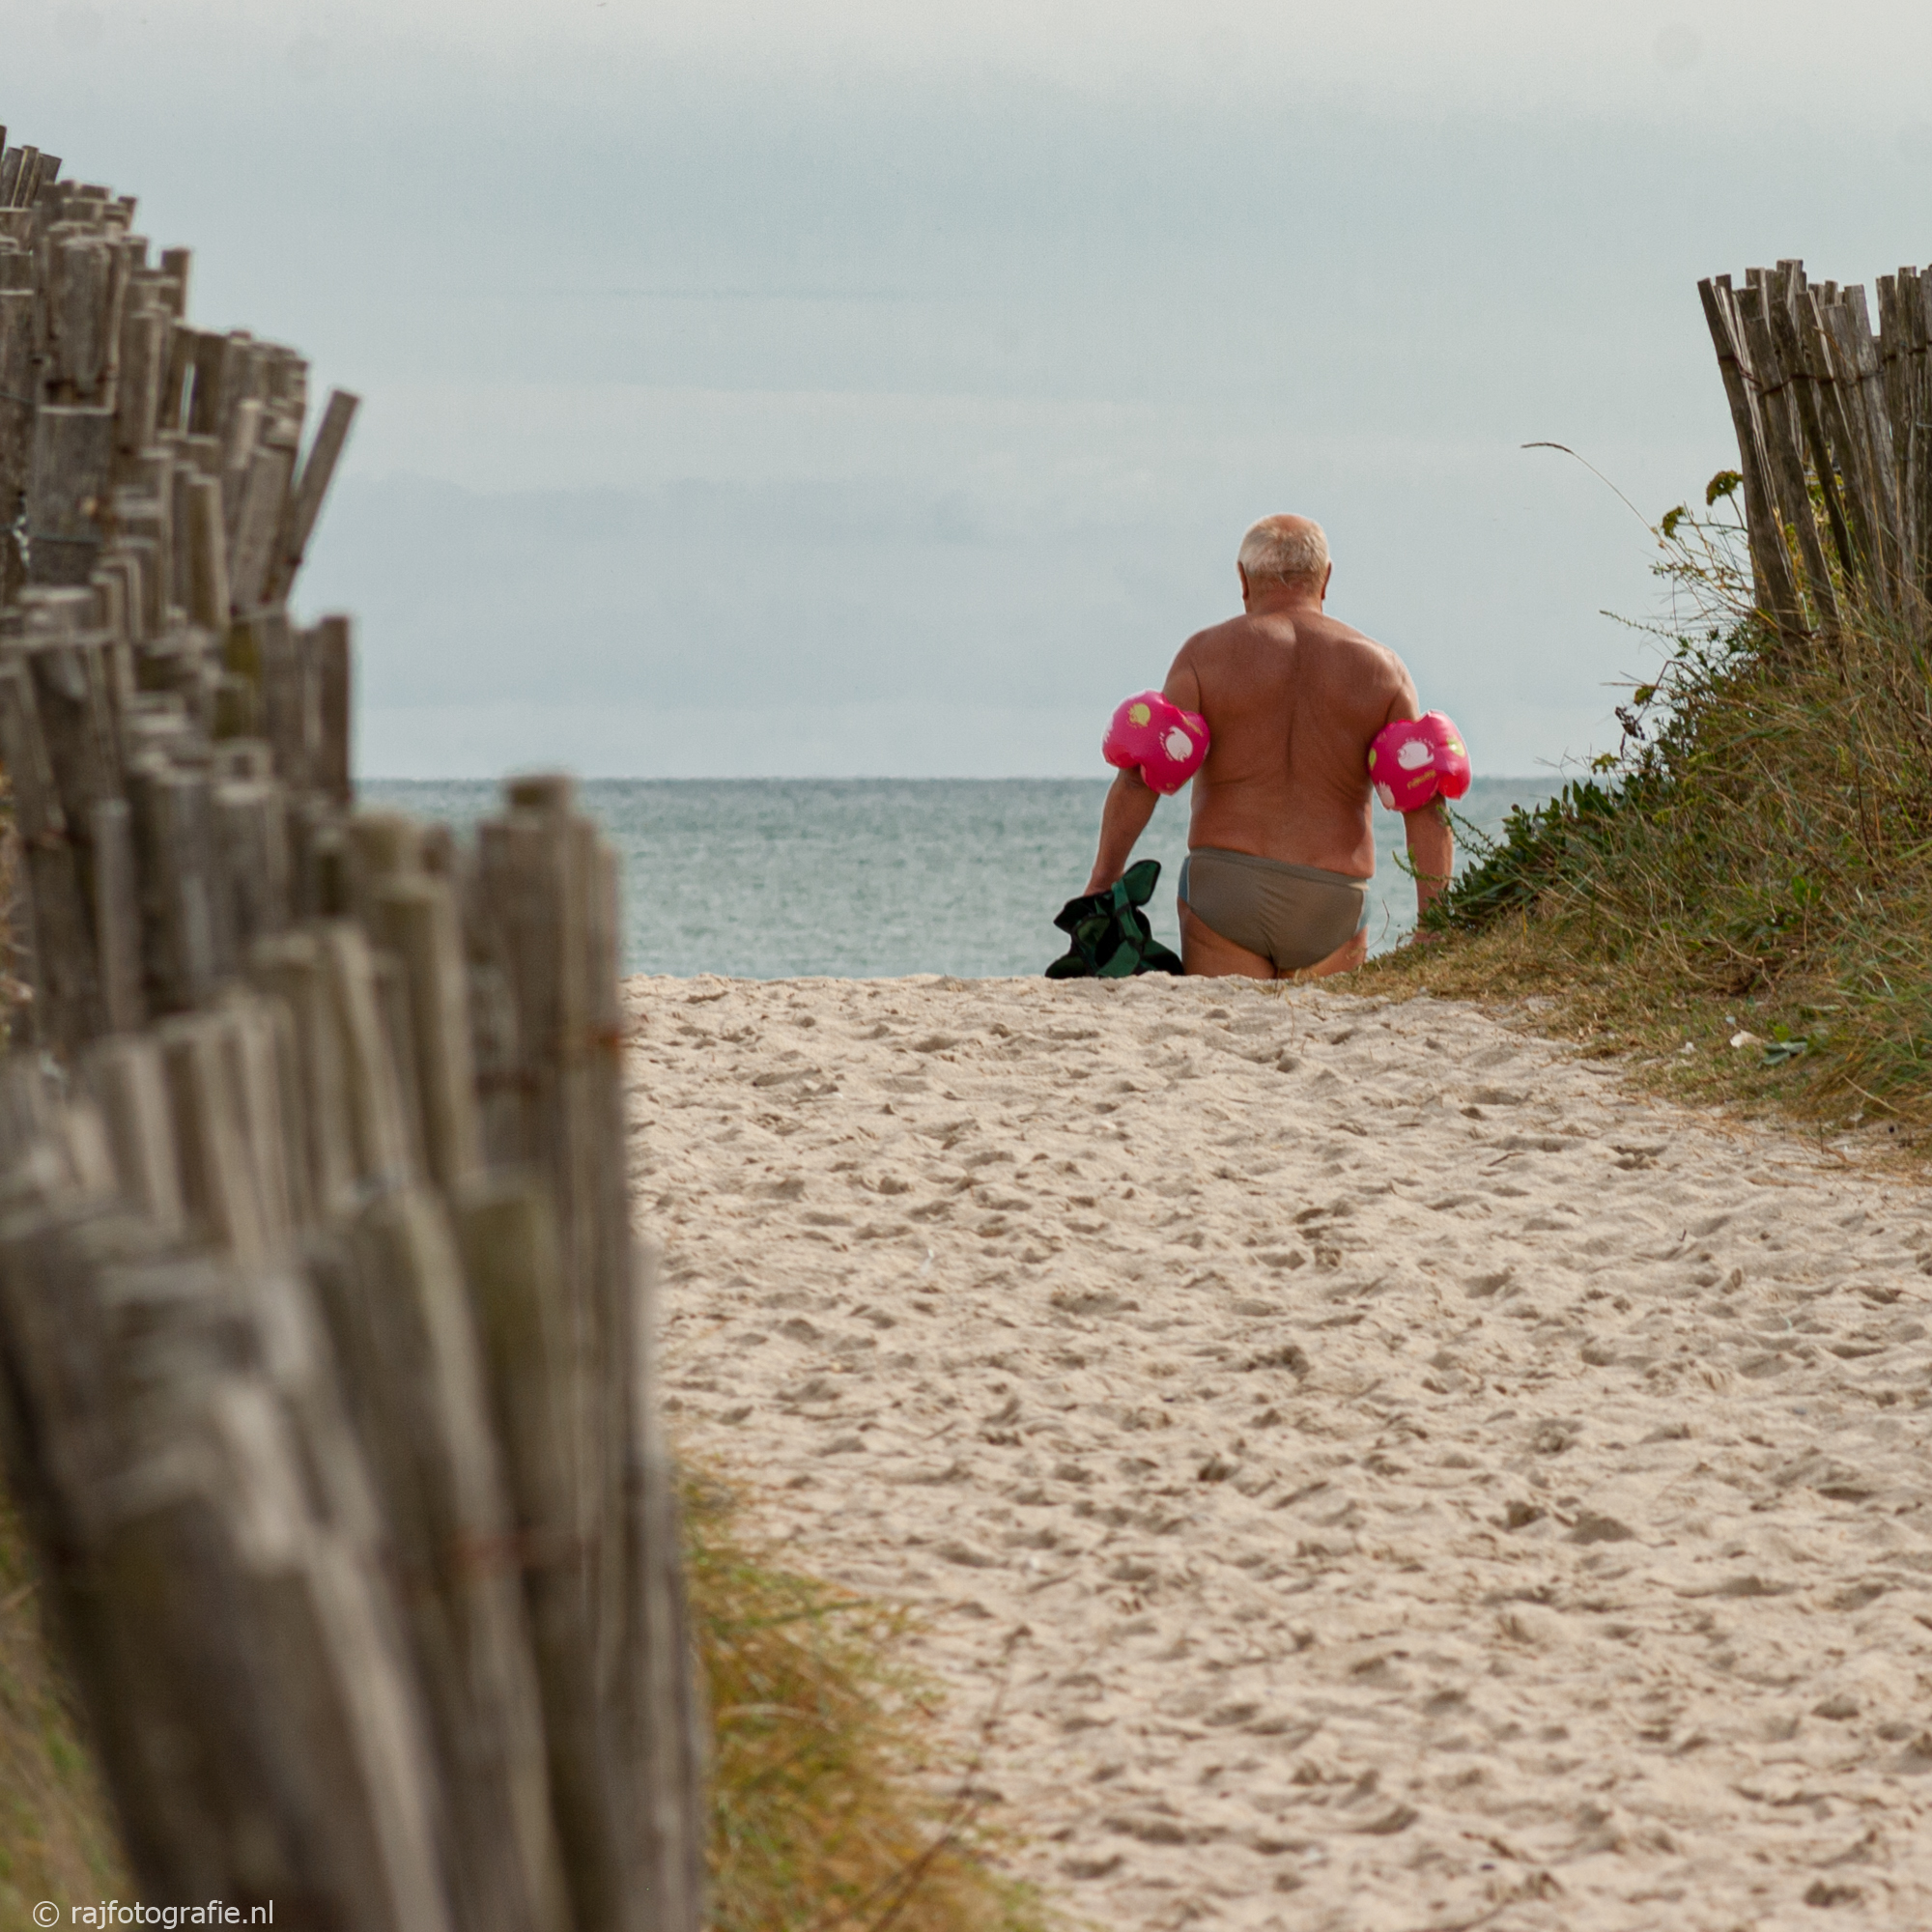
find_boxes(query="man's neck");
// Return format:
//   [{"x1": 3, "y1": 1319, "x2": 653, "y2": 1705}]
[{"x1": 1243, "y1": 583, "x2": 1323, "y2": 620}]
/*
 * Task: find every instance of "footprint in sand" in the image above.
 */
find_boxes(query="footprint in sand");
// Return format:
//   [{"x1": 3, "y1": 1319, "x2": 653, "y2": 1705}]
[{"x1": 633, "y1": 975, "x2": 1932, "y2": 1929}]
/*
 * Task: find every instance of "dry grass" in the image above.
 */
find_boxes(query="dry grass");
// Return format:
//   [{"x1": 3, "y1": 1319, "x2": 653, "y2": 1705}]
[
  {"x1": 684, "y1": 1468, "x2": 1053, "y2": 1932},
  {"x1": 1358, "y1": 492, "x2": 1932, "y2": 1155},
  {"x1": 1358, "y1": 912, "x2": 1905, "y2": 1144},
  {"x1": 0, "y1": 1458, "x2": 1055, "y2": 1932},
  {"x1": 0, "y1": 1494, "x2": 128, "y2": 1919}
]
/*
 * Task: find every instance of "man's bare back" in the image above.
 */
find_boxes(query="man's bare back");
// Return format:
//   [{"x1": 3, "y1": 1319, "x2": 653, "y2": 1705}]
[
  {"x1": 1083, "y1": 516, "x2": 1453, "y2": 980},
  {"x1": 1164, "y1": 604, "x2": 1409, "y2": 880}
]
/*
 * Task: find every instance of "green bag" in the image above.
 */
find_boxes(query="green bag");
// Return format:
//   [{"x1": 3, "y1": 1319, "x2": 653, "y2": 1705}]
[{"x1": 1044, "y1": 859, "x2": 1183, "y2": 979}]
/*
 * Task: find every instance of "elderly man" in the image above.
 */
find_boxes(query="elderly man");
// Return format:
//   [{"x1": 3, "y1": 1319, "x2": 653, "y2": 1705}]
[{"x1": 1082, "y1": 515, "x2": 1453, "y2": 979}]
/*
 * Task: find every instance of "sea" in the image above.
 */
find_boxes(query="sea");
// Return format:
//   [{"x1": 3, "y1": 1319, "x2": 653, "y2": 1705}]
[{"x1": 360, "y1": 778, "x2": 1558, "y2": 980}]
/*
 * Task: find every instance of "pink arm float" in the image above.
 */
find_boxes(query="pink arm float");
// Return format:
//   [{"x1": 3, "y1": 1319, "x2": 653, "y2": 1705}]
[
  {"x1": 1102, "y1": 691, "x2": 1210, "y2": 795},
  {"x1": 1368, "y1": 712, "x2": 1471, "y2": 811}
]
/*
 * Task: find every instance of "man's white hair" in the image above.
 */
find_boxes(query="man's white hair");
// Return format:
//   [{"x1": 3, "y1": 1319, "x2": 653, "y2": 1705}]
[{"x1": 1237, "y1": 516, "x2": 1329, "y2": 587}]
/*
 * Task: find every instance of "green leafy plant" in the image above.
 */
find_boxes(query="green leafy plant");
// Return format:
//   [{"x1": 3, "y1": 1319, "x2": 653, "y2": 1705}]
[{"x1": 1384, "y1": 466, "x2": 1932, "y2": 1133}]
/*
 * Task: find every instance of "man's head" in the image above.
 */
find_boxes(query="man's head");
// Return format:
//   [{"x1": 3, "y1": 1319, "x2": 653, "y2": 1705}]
[{"x1": 1237, "y1": 515, "x2": 1330, "y2": 611}]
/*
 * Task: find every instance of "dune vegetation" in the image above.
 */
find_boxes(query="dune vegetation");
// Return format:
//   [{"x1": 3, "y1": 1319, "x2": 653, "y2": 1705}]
[
  {"x1": 0, "y1": 1495, "x2": 127, "y2": 1920},
  {"x1": 0, "y1": 1463, "x2": 1047, "y2": 1932},
  {"x1": 1375, "y1": 472, "x2": 1932, "y2": 1148},
  {"x1": 685, "y1": 1472, "x2": 1052, "y2": 1932}
]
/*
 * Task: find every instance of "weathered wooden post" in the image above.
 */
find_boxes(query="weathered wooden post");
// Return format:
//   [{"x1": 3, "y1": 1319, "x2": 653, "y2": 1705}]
[{"x1": 0, "y1": 116, "x2": 705, "y2": 1932}]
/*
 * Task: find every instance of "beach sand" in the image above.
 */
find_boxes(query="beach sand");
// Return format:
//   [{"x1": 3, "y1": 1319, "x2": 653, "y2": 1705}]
[{"x1": 626, "y1": 972, "x2": 1932, "y2": 1930}]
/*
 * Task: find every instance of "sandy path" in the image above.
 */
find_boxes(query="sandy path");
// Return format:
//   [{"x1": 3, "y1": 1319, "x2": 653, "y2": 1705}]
[{"x1": 624, "y1": 973, "x2": 1932, "y2": 1931}]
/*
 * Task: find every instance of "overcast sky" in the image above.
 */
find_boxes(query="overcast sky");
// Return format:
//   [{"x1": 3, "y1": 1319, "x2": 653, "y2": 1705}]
[{"x1": 16, "y1": 1, "x2": 1932, "y2": 777}]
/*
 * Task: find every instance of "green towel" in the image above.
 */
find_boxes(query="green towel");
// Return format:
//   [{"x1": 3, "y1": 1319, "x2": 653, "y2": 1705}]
[{"x1": 1045, "y1": 859, "x2": 1183, "y2": 979}]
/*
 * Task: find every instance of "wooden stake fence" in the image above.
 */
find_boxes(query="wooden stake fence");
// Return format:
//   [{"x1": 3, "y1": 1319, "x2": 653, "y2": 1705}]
[
  {"x1": 0, "y1": 119, "x2": 704, "y2": 1930},
  {"x1": 1700, "y1": 258, "x2": 1932, "y2": 639}
]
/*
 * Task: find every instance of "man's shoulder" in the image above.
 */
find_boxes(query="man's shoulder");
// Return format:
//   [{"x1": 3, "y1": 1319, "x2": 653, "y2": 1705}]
[
  {"x1": 1303, "y1": 609, "x2": 1387, "y2": 651},
  {"x1": 1178, "y1": 612, "x2": 1253, "y2": 654},
  {"x1": 1312, "y1": 615, "x2": 1411, "y2": 680},
  {"x1": 1179, "y1": 611, "x2": 1409, "y2": 689}
]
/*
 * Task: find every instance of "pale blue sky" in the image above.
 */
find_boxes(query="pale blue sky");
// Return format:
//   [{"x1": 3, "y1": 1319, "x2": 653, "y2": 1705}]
[{"x1": 15, "y1": 1, "x2": 1932, "y2": 776}]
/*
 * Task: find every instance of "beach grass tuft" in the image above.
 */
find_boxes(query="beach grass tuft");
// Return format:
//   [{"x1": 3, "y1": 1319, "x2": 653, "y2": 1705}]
[
  {"x1": 685, "y1": 1465, "x2": 1056, "y2": 1932},
  {"x1": 1368, "y1": 486, "x2": 1932, "y2": 1142},
  {"x1": 0, "y1": 1462, "x2": 1055, "y2": 1932},
  {"x1": 0, "y1": 1493, "x2": 129, "y2": 1920}
]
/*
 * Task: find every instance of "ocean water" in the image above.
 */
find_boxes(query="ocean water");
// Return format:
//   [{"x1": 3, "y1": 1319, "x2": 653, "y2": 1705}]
[{"x1": 361, "y1": 777, "x2": 1558, "y2": 980}]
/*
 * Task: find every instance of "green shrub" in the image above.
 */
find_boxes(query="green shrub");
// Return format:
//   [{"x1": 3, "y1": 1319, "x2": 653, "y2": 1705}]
[{"x1": 1386, "y1": 480, "x2": 1932, "y2": 1129}]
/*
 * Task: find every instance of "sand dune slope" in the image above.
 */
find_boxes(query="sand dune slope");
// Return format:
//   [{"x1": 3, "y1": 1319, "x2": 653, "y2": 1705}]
[{"x1": 626, "y1": 973, "x2": 1932, "y2": 1931}]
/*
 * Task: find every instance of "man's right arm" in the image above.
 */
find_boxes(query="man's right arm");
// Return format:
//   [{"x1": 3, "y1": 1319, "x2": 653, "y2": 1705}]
[
  {"x1": 1404, "y1": 799, "x2": 1454, "y2": 919},
  {"x1": 1380, "y1": 650, "x2": 1453, "y2": 917},
  {"x1": 1380, "y1": 646, "x2": 1423, "y2": 727}
]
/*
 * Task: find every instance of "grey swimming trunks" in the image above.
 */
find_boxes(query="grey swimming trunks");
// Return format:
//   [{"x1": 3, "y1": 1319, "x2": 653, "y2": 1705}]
[{"x1": 1178, "y1": 848, "x2": 1370, "y2": 972}]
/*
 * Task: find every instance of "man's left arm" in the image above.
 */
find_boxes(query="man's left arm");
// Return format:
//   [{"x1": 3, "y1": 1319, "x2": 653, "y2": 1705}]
[
  {"x1": 1082, "y1": 647, "x2": 1201, "y2": 895},
  {"x1": 1085, "y1": 768, "x2": 1160, "y2": 894}
]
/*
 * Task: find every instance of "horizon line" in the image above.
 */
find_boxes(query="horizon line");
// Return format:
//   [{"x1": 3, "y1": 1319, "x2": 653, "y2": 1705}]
[{"x1": 360, "y1": 771, "x2": 1563, "y2": 785}]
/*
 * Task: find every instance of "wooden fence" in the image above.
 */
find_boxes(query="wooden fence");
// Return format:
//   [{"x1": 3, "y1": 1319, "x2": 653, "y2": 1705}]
[
  {"x1": 0, "y1": 120, "x2": 705, "y2": 1929},
  {"x1": 1700, "y1": 259, "x2": 1932, "y2": 638}
]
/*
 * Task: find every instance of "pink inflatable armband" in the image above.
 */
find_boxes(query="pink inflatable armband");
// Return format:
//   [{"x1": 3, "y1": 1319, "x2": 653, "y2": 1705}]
[
  {"x1": 1103, "y1": 691, "x2": 1210, "y2": 795},
  {"x1": 1368, "y1": 711, "x2": 1471, "y2": 811}
]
